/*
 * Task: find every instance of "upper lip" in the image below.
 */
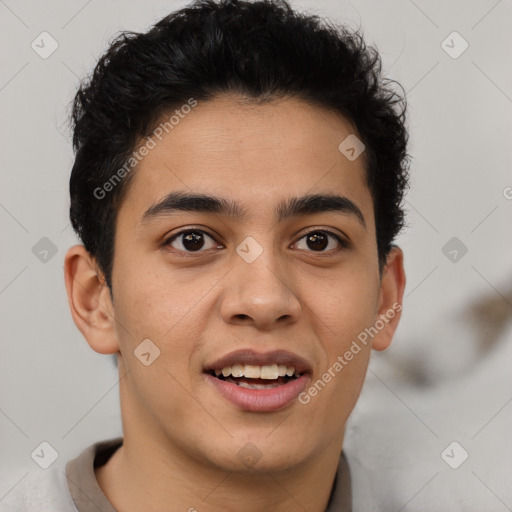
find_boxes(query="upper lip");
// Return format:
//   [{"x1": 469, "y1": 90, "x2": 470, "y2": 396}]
[{"x1": 204, "y1": 349, "x2": 313, "y2": 375}]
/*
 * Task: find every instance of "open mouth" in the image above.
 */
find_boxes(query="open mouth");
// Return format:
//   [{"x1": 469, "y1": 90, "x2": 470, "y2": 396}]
[
  {"x1": 208, "y1": 364, "x2": 302, "y2": 390},
  {"x1": 203, "y1": 350, "x2": 312, "y2": 411}
]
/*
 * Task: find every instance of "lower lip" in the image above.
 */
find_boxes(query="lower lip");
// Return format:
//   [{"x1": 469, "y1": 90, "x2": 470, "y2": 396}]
[{"x1": 204, "y1": 373, "x2": 309, "y2": 412}]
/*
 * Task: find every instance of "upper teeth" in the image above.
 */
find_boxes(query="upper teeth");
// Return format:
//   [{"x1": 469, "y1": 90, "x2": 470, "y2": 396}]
[{"x1": 214, "y1": 364, "x2": 297, "y2": 379}]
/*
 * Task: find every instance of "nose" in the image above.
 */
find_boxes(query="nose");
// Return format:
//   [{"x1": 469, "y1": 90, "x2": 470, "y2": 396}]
[{"x1": 219, "y1": 251, "x2": 302, "y2": 330}]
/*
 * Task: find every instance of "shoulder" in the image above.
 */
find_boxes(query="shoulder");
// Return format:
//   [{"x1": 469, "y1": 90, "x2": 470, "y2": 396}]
[
  {"x1": 0, "y1": 437, "x2": 122, "y2": 512},
  {"x1": 0, "y1": 465, "x2": 78, "y2": 512}
]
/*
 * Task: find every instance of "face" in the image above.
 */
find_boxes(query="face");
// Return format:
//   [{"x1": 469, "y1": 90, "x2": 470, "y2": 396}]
[{"x1": 103, "y1": 95, "x2": 397, "y2": 472}]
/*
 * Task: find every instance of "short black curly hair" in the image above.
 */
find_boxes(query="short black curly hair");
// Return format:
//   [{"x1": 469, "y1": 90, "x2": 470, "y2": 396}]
[{"x1": 69, "y1": 0, "x2": 409, "y2": 291}]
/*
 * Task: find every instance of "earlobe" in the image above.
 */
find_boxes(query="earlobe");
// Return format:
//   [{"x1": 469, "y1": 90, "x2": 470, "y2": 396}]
[
  {"x1": 372, "y1": 246, "x2": 406, "y2": 351},
  {"x1": 64, "y1": 245, "x2": 120, "y2": 355}
]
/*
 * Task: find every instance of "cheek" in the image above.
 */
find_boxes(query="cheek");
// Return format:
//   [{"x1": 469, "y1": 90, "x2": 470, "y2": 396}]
[
  {"x1": 307, "y1": 266, "x2": 379, "y2": 343},
  {"x1": 110, "y1": 264, "x2": 207, "y2": 420},
  {"x1": 316, "y1": 291, "x2": 375, "y2": 391},
  {"x1": 303, "y1": 270, "x2": 378, "y2": 409},
  {"x1": 111, "y1": 257, "x2": 217, "y2": 367}
]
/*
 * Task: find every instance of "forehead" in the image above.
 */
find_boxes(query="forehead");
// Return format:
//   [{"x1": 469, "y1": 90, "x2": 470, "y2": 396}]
[{"x1": 119, "y1": 95, "x2": 373, "y2": 226}]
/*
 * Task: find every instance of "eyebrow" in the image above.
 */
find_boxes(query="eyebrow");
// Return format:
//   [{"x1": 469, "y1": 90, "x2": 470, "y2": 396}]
[{"x1": 140, "y1": 191, "x2": 366, "y2": 228}]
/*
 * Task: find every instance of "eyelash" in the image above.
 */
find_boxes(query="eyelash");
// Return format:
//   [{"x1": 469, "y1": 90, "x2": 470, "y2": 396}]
[{"x1": 163, "y1": 228, "x2": 348, "y2": 254}]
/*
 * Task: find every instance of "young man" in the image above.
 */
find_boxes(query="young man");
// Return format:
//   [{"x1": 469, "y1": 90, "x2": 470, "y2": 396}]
[{"x1": 4, "y1": 0, "x2": 408, "y2": 510}]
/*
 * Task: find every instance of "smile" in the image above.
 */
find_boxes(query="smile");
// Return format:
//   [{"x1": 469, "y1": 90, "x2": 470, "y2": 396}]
[{"x1": 204, "y1": 350, "x2": 312, "y2": 412}]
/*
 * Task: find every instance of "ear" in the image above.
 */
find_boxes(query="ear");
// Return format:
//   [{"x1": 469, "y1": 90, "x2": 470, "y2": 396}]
[
  {"x1": 372, "y1": 246, "x2": 406, "y2": 351},
  {"x1": 64, "y1": 245, "x2": 120, "y2": 355}
]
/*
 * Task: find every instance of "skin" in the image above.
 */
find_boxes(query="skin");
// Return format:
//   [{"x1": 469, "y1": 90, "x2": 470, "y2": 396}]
[{"x1": 64, "y1": 94, "x2": 405, "y2": 512}]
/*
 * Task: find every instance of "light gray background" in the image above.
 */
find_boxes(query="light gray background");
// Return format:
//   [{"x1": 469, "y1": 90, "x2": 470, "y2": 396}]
[{"x1": 1, "y1": 0, "x2": 511, "y2": 509}]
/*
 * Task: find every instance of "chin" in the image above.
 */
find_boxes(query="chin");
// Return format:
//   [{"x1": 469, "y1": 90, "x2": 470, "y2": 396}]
[{"x1": 199, "y1": 435, "x2": 316, "y2": 474}]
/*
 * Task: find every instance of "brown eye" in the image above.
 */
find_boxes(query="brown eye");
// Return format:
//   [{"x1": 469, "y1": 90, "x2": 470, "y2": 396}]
[
  {"x1": 306, "y1": 232, "x2": 328, "y2": 251},
  {"x1": 165, "y1": 230, "x2": 220, "y2": 252},
  {"x1": 295, "y1": 230, "x2": 345, "y2": 252}
]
